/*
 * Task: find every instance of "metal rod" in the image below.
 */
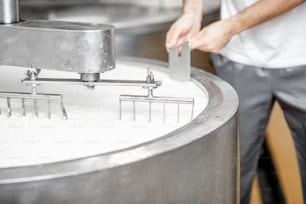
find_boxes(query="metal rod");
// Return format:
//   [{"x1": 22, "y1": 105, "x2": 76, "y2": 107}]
[
  {"x1": 191, "y1": 101, "x2": 194, "y2": 120},
  {"x1": 149, "y1": 102, "x2": 152, "y2": 122},
  {"x1": 7, "y1": 98, "x2": 11, "y2": 117},
  {"x1": 22, "y1": 78, "x2": 162, "y2": 89},
  {"x1": 47, "y1": 100, "x2": 51, "y2": 119},
  {"x1": 34, "y1": 99, "x2": 38, "y2": 118},
  {"x1": 60, "y1": 98, "x2": 68, "y2": 120},
  {"x1": 177, "y1": 104, "x2": 180, "y2": 123},
  {"x1": 120, "y1": 95, "x2": 194, "y2": 104},
  {"x1": 133, "y1": 101, "x2": 136, "y2": 121},
  {"x1": 163, "y1": 103, "x2": 166, "y2": 123},
  {"x1": 119, "y1": 100, "x2": 122, "y2": 120},
  {"x1": 0, "y1": 0, "x2": 20, "y2": 24},
  {"x1": 0, "y1": 92, "x2": 63, "y2": 100},
  {"x1": 21, "y1": 98, "x2": 26, "y2": 116}
]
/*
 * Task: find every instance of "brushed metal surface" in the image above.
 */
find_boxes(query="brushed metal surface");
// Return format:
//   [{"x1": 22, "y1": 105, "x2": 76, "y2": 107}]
[
  {"x1": 0, "y1": 0, "x2": 19, "y2": 24},
  {"x1": 0, "y1": 20, "x2": 115, "y2": 73},
  {"x1": 169, "y1": 42, "x2": 191, "y2": 81},
  {"x1": 0, "y1": 58, "x2": 239, "y2": 204}
]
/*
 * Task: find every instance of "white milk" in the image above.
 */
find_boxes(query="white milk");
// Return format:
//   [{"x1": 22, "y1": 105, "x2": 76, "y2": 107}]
[{"x1": 0, "y1": 63, "x2": 208, "y2": 168}]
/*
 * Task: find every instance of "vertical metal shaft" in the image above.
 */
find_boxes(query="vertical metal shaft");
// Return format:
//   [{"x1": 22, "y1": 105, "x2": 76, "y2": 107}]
[
  {"x1": 133, "y1": 101, "x2": 136, "y2": 121},
  {"x1": 7, "y1": 98, "x2": 11, "y2": 117},
  {"x1": 61, "y1": 98, "x2": 68, "y2": 120},
  {"x1": 47, "y1": 100, "x2": 51, "y2": 119},
  {"x1": 149, "y1": 102, "x2": 152, "y2": 122},
  {"x1": 34, "y1": 99, "x2": 38, "y2": 118},
  {"x1": 191, "y1": 101, "x2": 194, "y2": 121},
  {"x1": 0, "y1": 0, "x2": 20, "y2": 24},
  {"x1": 119, "y1": 100, "x2": 122, "y2": 120},
  {"x1": 21, "y1": 98, "x2": 26, "y2": 116},
  {"x1": 163, "y1": 103, "x2": 166, "y2": 123},
  {"x1": 177, "y1": 104, "x2": 180, "y2": 123}
]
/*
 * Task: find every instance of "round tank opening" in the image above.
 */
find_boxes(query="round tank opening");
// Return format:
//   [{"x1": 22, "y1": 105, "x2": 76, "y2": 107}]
[{"x1": 0, "y1": 61, "x2": 209, "y2": 168}]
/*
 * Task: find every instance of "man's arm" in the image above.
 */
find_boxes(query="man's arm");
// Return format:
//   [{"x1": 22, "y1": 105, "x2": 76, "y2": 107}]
[
  {"x1": 230, "y1": 0, "x2": 305, "y2": 35},
  {"x1": 182, "y1": 0, "x2": 203, "y2": 18},
  {"x1": 165, "y1": 0, "x2": 204, "y2": 49},
  {"x1": 190, "y1": 0, "x2": 305, "y2": 53}
]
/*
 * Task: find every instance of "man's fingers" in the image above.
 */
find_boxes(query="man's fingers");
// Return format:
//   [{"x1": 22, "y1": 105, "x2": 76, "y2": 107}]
[
  {"x1": 167, "y1": 35, "x2": 189, "y2": 55},
  {"x1": 166, "y1": 21, "x2": 191, "y2": 49},
  {"x1": 190, "y1": 35, "x2": 221, "y2": 53},
  {"x1": 166, "y1": 26, "x2": 182, "y2": 50},
  {"x1": 189, "y1": 33, "x2": 203, "y2": 50}
]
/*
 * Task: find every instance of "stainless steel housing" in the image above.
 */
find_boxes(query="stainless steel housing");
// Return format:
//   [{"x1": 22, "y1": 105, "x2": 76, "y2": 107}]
[
  {"x1": 0, "y1": 58, "x2": 239, "y2": 204},
  {"x1": 0, "y1": 0, "x2": 20, "y2": 24},
  {"x1": 0, "y1": 20, "x2": 115, "y2": 73}
]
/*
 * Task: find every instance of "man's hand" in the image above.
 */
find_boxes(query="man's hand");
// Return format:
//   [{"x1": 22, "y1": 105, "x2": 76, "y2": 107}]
[
  {"x1": 165, "y1": 0, "x2": 203, "y2": 50},
  {"x1": 166, "y1": 13, "x2": 202, "y2": 50},
  {"x1": 166, "y1": 0, "x2": 305, "y2": 54},
  {"x1": 189, "y1": 19, "x2": 234, "y2": 53},
  {"x1": 188, "y1": 0, "x2": 305, "y2": 53}
]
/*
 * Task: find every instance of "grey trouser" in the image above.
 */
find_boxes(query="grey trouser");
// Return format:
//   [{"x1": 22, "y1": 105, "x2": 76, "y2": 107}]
[{"x1": 210, "y1": 54, "x2": 306, "y2": 204}]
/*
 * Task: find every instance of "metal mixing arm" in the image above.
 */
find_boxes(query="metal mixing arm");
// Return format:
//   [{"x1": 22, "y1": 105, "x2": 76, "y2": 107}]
[{"x1": 21, "y1": 69, "x2": 162, "y2": 90}]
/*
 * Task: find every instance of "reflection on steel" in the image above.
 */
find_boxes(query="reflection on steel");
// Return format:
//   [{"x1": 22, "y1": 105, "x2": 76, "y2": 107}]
[
  {"x1": 0, "y1": 0, "x2": 116, "y2": 74},
  {"x1": 0, "y1": 58, "x2": 239, "y2": 204},
  {"x1": 0, "y1": 20, "x2": 115, "y2": 74},
  {"x1": 0, "y1": 0, "x2": 19, "y2": 24}
]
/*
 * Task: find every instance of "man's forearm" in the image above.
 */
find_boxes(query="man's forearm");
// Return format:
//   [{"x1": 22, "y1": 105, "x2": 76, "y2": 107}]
[
  {"x1": 183, "y1": 0, "x2": 204, "y2": 19},
  {"x1": 228, "y1": 0, "x2": 305, "y2": 35}
]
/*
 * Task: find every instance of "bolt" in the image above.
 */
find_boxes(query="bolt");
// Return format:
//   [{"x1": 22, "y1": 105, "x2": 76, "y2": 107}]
[{"x1": 87, "y1": 85, "x2": 95, "y2": 90}]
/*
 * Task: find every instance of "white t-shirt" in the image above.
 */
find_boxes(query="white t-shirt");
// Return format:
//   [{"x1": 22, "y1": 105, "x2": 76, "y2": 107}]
[{"x1": 220, "y1": 0, "x2": 306, "y2": 68}]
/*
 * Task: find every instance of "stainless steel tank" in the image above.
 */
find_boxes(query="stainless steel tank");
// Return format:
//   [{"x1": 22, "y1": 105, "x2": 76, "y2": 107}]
[{"x1": 0, "y1": 58, "x2": 238, "y2": 204}]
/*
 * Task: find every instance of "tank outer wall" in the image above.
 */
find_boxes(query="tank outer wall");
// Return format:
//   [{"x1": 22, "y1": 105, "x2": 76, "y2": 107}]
[{"x1": 0, "y1": 113, "x2": 238, "y2": 204}]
